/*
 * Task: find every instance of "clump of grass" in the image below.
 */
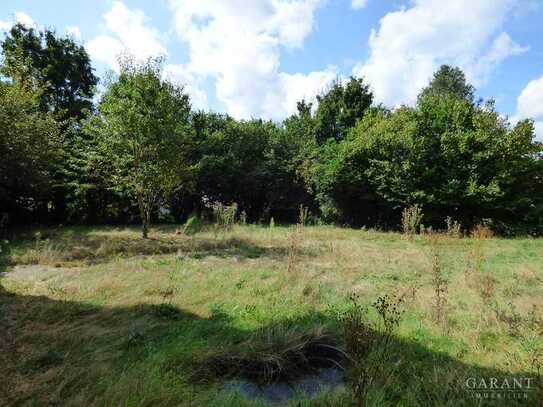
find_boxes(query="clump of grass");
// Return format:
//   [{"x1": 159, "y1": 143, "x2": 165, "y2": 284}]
[
  {"x1": 340, "y1": 294, "x2": 404, "y2": 407},
  {"x1": 149, "y1": 303, "x2": 182, "y2": 320},
  {"x1": 208, "y1": 324, "x2": 343, "y2": 383},
  {"x1": 401, "y1": 204, "x2": 423, "y2": 239},
  {"x1": 22, "y1": 349, "x2": 64, "y2": 373},
  {"x1": 183, "y1": 215, "x2": 204, "y2": 236},
  {"x1": 445, "y1": 216, "x2": 462, "y2": 238},
  {"x1": 212, "y1": 202, "x2": 238, "y2": 237}
]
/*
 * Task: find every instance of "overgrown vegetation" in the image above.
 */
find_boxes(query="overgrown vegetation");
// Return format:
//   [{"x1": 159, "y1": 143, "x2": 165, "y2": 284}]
[
  {"x1": 1, "y1": 23, "x2": 542, "y2": 235},
  {"x1": 1, "y1": 225, "x2": 542, "y2": 405},
  {"x1": 1, "y1": 16, "x2": 543, "y2": 407}
]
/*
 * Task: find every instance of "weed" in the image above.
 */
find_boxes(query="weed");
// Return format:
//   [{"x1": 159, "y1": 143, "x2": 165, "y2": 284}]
[
  {"x1": 429, "y1": 233, "x2": 448, "y2": 326},
  {"x1": 124, "y1": 330, "x2": 146, "y2": 349},
  {"x1": 212, "y1": 202, "x2": 238, "y2": 236},
  {"x1": 298, "y1": 205, "x2": 309, "y2": 227},
  {"x1": 239, "y1": 210, "x2": 247, "y2": 225},
  {"x1": 445, "y1": 216, "x2": 462, "y2": 238},
  {"x1": 465, "y1": 223, "x2": 492, "y2": 283},
  {"x1": 478, "y1": 273, "x2": 497, "y2": 309},
  {"x1": 528, "y1": 305, "x2": 543, "y2": 335},
  {"x1": 401, "y1": 204, "x2": 423, "y2": 239},
  {"x1": 286, "y1": 206, "x2": 308, "y2": 274},
  {"x1": 340, "y1": 294, "x2": 404, "y2": 407},
  {"x1": 493, "y1": 302, "x2": 523, "y2": 337}
]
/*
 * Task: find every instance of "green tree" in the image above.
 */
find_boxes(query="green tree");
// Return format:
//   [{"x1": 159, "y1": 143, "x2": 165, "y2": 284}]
[
  {"x1": 310, "y1": 66, "x2": 543, "y2": 233},
  {"x1": 1, "y1": 23, "x2": 97, "y2": 121},
  {"x1": 2, "y1": 23, "x2": 99, "y2": 222},
  {"x1": 418, "y1": 65, "x2": 475, "y2": 102},
  {"x1": 0, "y1": 78, "x2": 61, "y2": 218},
  {"x1": 87, "y1": 56, "x2": 195, "y2": 238},
  {"x1": 314, "y1": 76, "x2": 373, "y2": 143}
]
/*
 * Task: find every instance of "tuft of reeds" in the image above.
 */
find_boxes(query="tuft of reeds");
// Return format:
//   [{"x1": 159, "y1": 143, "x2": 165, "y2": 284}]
[{"x1": 207, "y1": 324, "x2": 344, "y2": 383}]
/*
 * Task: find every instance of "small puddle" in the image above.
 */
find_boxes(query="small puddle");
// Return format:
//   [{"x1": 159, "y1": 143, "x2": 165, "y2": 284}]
[{"x1": 226, "y1": 368, "x2": 345, "y2": 404}]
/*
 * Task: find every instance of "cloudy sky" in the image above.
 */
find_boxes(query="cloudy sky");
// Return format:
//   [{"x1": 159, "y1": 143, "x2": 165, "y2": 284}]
[{"x1": 1, "y1": 0, "x2": 542, "y2": 135}]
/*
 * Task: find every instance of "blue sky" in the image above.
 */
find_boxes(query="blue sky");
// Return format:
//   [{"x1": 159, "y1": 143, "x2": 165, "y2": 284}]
[{"x1": 1, "y1": 0, "x2": 542, "y2": 136}]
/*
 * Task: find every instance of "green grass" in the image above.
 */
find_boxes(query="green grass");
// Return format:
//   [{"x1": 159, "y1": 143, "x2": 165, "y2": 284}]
[{"x1": 1, "y1": 224, "x2": 542, "y2": 406}]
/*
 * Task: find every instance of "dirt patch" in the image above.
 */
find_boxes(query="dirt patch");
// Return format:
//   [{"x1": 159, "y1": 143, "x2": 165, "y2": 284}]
[{"x1": 3, "y1": 264, "x2": 83, "y2": 282}]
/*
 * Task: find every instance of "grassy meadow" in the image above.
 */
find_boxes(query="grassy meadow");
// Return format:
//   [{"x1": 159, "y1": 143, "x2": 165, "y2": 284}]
[{"x1": 1, "y1": 224, "x2": 542, "y2": 406}]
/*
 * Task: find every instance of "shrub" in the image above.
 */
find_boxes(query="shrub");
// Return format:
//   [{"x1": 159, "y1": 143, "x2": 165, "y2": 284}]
[
  {"x1": 402, "y1": 204, "x2": 423, "y2": 238},
  {"x1": 183, "y1": 215, "x2": 203, "y2": 236},
  {"x1": 212, "y1": 202, "x2": 238, "y2": 234}
]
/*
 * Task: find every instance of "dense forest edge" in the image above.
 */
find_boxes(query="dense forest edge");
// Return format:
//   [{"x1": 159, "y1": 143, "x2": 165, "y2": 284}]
[{"x1": 1, "y1": 23, "x2": 542, "y2": 237}]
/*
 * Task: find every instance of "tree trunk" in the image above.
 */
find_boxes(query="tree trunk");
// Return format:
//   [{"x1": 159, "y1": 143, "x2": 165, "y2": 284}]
[
  {"x1": 142, "y1": 221, "x2": 149, "y2": 239},
  {"x1": 142, "y1": 203, "x2": 152, "y2": 239},
  {"x1": 137, "y1": 193, "x2": 148, "y2": 239}
]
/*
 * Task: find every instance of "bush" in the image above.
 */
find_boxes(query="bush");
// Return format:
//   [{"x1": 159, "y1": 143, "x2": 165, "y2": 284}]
[
  {"x1": 183, "y1": 215, "x2": 203, "y2": 236},
  {"x1": 402, "y1": 205, "x2": 423, "y2": 238},
  {"x1": 212, "y1": 202, "x2": 238, "y2": 233}
]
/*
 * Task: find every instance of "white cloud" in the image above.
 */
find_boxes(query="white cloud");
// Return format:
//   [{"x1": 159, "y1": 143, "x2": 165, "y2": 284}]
[
  {"x1": 472, "y1": 32, "x2": 528, "y2": 86},
  {"x1": 15, "y1": 12, "x2": 35, "y2": 28},
  {"x1": 163, "y1": 64, "x2": 209, "y2": 110},
  {"x1": 351, "y1": 0, "x2": 369, "y2": 10},
  {"x1": 168, "y1": 0, "x2": 335, "y2": 120},
  {"x1": 353, "y1": 0, "x2": 526, "y2": 107},
  {"x1": 0, "y1": 11, "x2": 37, "y2": 31},
  {"x1": 87, "y1": 1, "x2": 167, "y2": 71},
  {"x1": 66, "y1": 26, "x2": 81, "y2": 40},
  {"x1": 0, "y1": 21, "x2": 11, "y2": 31},
  {"x1": 515, "y1": 75, "x2": 543, "y2": 140}
]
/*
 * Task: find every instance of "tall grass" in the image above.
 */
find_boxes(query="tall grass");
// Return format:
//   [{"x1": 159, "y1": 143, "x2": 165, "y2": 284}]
[{"x1": 340, "y1": 294, "x2": 404, "y2": 407}]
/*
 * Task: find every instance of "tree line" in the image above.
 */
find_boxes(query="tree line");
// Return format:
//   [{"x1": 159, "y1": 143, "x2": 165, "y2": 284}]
[{"x1": 1, "y1": 24, "x2": 542, "y2": 236}]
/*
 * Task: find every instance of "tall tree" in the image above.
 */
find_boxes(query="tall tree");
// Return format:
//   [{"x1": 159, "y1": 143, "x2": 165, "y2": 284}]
[
  {"x1": 1, "y1": 23, "x2": 97, "y2": 121},
  {"x1": 0, "y1": 78, "x2": 61, "y2": 219},
  {"x1": 418, "y1": 65, "x2": 475, "y2": 102},
  {"x1": 314, "y1": 76, "x2": 373, "y2": 143},
  {"x1": 2, "y1": 23, "x2": 99, "y2": 221},
  {"x1": 87, "y1": 56, "x2": 195, "y2": 238}
]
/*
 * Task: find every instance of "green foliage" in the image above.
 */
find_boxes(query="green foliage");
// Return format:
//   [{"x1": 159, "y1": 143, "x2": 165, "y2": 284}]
[
  {"x1": 419, "y1": 65, "x2": 475, "y2": 102},
  {"x1": 87, "y1": 55, "x2": 195, "y2": 237},
  {"x1": 402, "y1": 205, "x2": 423, "y2": 238},
  {"x1": 1, "y1": 38, "x2": 542, "y2": 237},
  {"x1": 0, "y1": 79, "x2": 61, "y2": 215},
  {"x1": 1, "y1": 23, "x2": 97, "y2": 121},
  {"x1": 314, "y1": 76, "x2": 373, "y2": 143},
  {"x1": 183, "y1": 215, "x2": 203, "y2": 236},
  {"x1": 310, "y1": 66, "x2": 543, "y2": 232},
  {"x1": 211, "y1": 202, "x2": 238, "y2": 234}
]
